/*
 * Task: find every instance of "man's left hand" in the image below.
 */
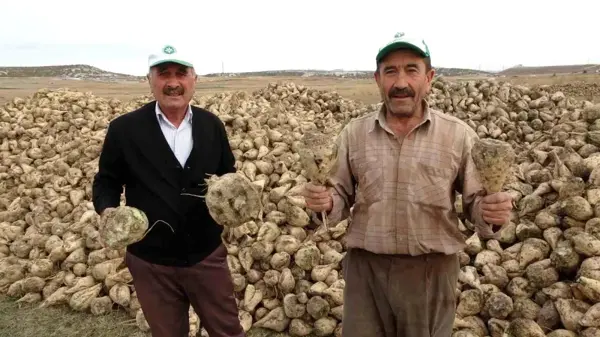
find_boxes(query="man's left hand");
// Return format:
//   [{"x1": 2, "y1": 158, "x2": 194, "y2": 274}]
[{"x1": 480, "y1": 192, "x2": 513, "y2": 225}]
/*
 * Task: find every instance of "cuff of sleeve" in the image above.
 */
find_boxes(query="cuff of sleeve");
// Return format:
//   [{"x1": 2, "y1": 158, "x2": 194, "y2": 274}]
[
  {"x1": 95, "y1": 203, "x2": 108, "y2": 216},
  {"x1": 310, "y1": 193, "x2": 345, "y2": 226},
  {"x1": 474, "y1": 223, "x2": 502, "y2": 240},
  {"x1": 470, "y1": 195, "x2": 501, "y2": 240},
  {"x1": 95, "y1": 198, "x2": 116, "y2": 216}
]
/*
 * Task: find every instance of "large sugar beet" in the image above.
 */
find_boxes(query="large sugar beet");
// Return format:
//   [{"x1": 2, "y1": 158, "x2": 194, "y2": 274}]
[
  {"x1": 204, "y1": 172, "x2": 263, "y2": 228},
  {"x1": 99, "y1": 206, "x2": 149, "y2": 250}
]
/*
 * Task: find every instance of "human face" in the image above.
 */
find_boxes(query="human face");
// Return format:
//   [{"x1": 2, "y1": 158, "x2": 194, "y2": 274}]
[
  {"x1": 374, "y1": 49, "x2": 435, "y2": 119},
  {"x1": 148, "y1": 62, "x2": 197, "y2": 112}
]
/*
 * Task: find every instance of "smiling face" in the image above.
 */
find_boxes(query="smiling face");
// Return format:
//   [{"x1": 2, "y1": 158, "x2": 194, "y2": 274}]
[
  {"x1": 374, "y1": 49, "x2": 435, "y2": 119},
  {"x1": 148, "y1": 62, "x2": 197, "y2": 112}
]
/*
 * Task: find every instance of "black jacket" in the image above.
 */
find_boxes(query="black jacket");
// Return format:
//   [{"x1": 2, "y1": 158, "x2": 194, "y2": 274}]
[{"x1": 92, "y1": 101, "x2": 235, "y2": 267}]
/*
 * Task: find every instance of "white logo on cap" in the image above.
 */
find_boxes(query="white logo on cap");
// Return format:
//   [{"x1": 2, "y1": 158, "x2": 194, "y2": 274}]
[{"x1": 163, "y1": 45, "x2": 176, "y2": 54}]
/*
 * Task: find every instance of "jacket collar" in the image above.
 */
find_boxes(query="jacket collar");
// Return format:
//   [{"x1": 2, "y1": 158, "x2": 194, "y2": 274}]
[{"x1": 155, "y1": 102, "x2": 193, "y2": 128}]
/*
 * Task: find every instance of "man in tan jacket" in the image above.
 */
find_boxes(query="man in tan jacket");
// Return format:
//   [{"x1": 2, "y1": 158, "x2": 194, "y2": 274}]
[{"x1": 303, "y1": 32, "x2": 513, "y2": 337}]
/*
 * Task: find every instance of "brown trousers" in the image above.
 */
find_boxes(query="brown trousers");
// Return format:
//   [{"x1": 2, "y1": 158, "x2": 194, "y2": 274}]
[
  {"x1": 125, "y1": 244, "x2": 244, "y2": 337},
  {"x1": 341, "y1": 248, "x2": 459, "y2": 337}
]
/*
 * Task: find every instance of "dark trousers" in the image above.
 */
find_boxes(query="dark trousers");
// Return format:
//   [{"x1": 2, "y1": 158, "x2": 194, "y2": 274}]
[
  {"x1": 341, "y1": 248, "x2": 459, "y2": 337},
  {"x1": 125, "y1": 244, "x2": 245, "y2": 337}
]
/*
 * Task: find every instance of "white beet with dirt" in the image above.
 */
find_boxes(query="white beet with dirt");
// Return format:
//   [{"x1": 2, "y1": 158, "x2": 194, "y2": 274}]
[
  {"x1": 204, "y1": 172, "x2": 263, "y2": 228},
  {"x1": 98, "y1": 205, "x2": 149, "y2": 250}
]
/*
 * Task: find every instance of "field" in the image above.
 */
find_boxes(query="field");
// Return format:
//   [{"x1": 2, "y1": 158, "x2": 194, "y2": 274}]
[
  {"x1": 497, "y1": 64, "x2": 600, "y2": 77},
  {"x1": 0, "y1": 295, "x2": 284, "y2": 337},
  {"x1": 1, "y1": 72, "x2": 599, "y2": 108},
  {"x1": 1, "y1": 67, "x2": 600, "y2": 337},
  {"x1": 0, "y1": 76, "x2": 383, "y2": 107}
]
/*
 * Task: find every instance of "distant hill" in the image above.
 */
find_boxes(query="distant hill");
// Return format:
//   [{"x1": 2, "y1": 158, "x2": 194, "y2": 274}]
[
  {"x1": 498, "y1": 64, "x2": 600, "y2": 76},
  {"x1": 4, "y1": 63, "x2": 600, "y2": 81},
  {"x1": 0, "y1": 64, "x2": 143, "y2": 82},
  {"x1": 0, "y1": 65, "x2": 494, "y2": 81},
  {"x1": 204, "y1": 67, "x2": 494, "y2": 78}
]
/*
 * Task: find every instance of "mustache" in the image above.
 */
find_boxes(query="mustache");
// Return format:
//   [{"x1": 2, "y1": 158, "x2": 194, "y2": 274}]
[
  {"x1": 163, "y1": 86, "x2": 184, "y2": 95},
  {"x1": 388, "y1": 87, "x2": 414, "y2": 98}
]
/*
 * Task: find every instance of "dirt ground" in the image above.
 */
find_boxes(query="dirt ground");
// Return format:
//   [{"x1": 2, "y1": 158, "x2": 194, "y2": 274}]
[{"x1": 1, "y1": 73, "x2": 599, "y2": 107}]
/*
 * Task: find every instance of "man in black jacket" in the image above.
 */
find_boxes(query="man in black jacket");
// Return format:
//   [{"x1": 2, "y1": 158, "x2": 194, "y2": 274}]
[{"x1": 92, "y1": 44, "x2": 245, "y2": 337}]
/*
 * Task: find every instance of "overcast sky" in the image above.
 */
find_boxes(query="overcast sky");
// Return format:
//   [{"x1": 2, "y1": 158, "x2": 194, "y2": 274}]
[{"x1": 1, "y1": 0, "x2": 598, "y2": 76}]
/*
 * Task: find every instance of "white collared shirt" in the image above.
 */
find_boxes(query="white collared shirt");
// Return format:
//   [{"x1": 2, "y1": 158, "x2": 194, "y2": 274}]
[{"x1": 155, "y1": 102, "x2": 193, "y2": 167}]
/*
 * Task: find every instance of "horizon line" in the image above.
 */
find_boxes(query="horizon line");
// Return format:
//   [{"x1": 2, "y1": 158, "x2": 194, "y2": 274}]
[{"x1": 1, "y1": 63, "x2": 599, "y2": 78}]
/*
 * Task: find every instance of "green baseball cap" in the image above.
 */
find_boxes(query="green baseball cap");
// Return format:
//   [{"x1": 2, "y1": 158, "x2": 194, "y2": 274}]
[
  {"x1": 376, "y1": 32, "x2": 431, "y2": 63},
  {"x1": 148, "y1": 44, "x2": 194, "y2": 69}
]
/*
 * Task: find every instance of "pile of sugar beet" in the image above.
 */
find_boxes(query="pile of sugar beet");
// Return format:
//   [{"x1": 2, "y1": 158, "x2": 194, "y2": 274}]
[{"x1": 0, "y1": 77, "x2": 599, "y2": 337}]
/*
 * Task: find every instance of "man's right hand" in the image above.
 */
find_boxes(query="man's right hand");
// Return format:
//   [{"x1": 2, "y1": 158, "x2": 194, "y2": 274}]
[{"x1": 302, "y1": 182, "x2": 333, "y2": 213}]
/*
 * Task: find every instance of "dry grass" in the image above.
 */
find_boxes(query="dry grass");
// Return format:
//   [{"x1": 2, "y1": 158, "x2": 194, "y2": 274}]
[
  {"x1": 0, "y1": 295, "x2": 143, "y2": 337},
  {"x1": 0, "y1": 296, "x2": 297, "y2": 337}
]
